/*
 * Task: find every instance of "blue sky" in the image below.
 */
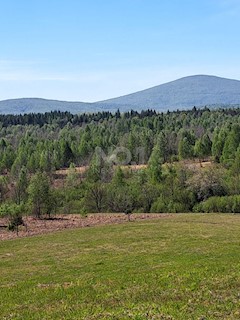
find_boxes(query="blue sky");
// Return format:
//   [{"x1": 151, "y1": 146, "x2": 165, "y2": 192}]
[{"x1": 0, "y1": 0, "x2": 240, "y2": 101}]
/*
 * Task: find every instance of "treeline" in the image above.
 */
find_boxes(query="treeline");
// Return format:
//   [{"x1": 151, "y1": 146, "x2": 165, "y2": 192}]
[
  {"x1": 0, "y1": 109, "x2": 157, "y2": 127},
  {"x1": 1, "y1": 106, "x2": 240, "y2": 230},
  {"x1": 0, "y1": 107, "x2": 240, "y2": 174}
]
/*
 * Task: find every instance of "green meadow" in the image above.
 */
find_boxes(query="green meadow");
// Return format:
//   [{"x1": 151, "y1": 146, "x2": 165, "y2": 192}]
[{"x1": 1, "y1": 214, "x2": 240, "y2": 319}]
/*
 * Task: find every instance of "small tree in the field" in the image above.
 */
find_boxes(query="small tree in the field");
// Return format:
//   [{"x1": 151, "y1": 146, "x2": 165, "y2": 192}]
[{"x1": 0, "y1": 203, "x2": 26, "y2": 235}]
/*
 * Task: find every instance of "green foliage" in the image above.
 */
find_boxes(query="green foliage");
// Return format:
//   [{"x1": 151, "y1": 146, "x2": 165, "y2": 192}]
[
  {"x1": 27, "y1": 172, "x2": 52, "y2": 218},
  {"x1": 155, "y1": 132, "x2": 169, "y2": 162},
  {"x1": 0, "y1": 108, "x2": 240, "y2": 175},
  {"x1": 151, "y1": 187, "x2": 194, "y2": 213},
  {"x1": 84, "y1": 182, "x2": 107, "y2": 213},
  {"x1": 86, "y1": 151, "x2": 113, "y2": 183},
  {"x1": 148, "y1": 145, "x2": 163, "y2": 183},
  {"x1": 151, "y1": 195, "x2": 189, "y2": 213},
  {"x1": 212, "y1": 128, "x2": 227, "y2": 162},
  {"x1": 1, "y1": 108, "x2": 240, "y2": 216},
  {"x1": 60, "y1": 140, "x2": 74, "y2": 167},
  {"x1": 0, "y1": 202, "x2": 26, "y2": 231},
  {"x1": 178, "y1": 130, "x2": 196, "y2": 160},
  {"x1": 231, "y1": 146, "x2": 240, "y2": 175},
  {"x1": 66, "y1": 163, "x2": 79, "y2": 188},
  {"x1": 195, "y1": 195, "x2": 240, "y2": 213},
  {"x1": 135, "y1": 182, "x2": 160, "y2": 213},
  {"x1": 221, "y1": 124, "x2": 240, "y2": 165},
  {"x1": 150, "y1": 163, "x2": 195, "y2": 213},
  {"x1": 13, "y1": 166, "x2": 29, "y2": 204},
  {"x1": 112, "y1": 166, "x2": 125, "y2": 185},
  {"x1": 0, "y1": 202, "x2": 20, "y2": 218},
  {"x1": 106, "y1": 181, "x2": 135, "y2": 213},
  {"x1": 0, "y1": 176, "x2": 8, "y2": 204},
  {"x1": 178, "y1": 137, "x2": 194, "y2": 159},
  {"x1": 194, "y1": 134, "x2": 212, "y2": 159}
]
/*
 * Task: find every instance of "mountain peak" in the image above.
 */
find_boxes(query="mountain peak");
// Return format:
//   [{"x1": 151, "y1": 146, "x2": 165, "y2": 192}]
[{"x1": 97, "y1": 74, "x2": 240, "y2": 110}]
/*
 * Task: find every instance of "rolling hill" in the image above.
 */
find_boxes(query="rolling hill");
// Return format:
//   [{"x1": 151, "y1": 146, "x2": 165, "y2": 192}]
[
  {"x1": 1, "y1": 75, "x2": 240, "y2": 114},
  {"x1": 0, "y1": 98, "x2": 92, "y2": 115}
]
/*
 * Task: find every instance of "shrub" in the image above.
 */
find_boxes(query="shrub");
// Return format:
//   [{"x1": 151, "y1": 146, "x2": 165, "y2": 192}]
[
  {"x1": 150, "y1": 195, "x2": 190, "y2": 213},
  {"x1": 195, "y1": 195, "x2": 240, "y2": 213},
  {"x1": 0, "y1": 202, "x2": 26, "y2": 233}
]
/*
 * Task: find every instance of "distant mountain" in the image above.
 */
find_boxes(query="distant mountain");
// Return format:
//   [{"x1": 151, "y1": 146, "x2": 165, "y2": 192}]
[
  {"x1": 97, "y1": 75, "x2": 240, "y2": 111},
  {"x1": 1, "y1": 75, "x2": 240, "y2": 114},
  {"x1": 0, "y1": 98, "x2": 92, "y2": 115}
]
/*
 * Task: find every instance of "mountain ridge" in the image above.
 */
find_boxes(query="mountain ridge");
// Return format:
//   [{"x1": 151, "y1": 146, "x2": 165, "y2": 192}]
[
  {"x1": 1, "y1": 75, "x2": 240, "y2": 114},
  {"x1": 96, "y1": 75, "x2": 240, "y2": 110}
]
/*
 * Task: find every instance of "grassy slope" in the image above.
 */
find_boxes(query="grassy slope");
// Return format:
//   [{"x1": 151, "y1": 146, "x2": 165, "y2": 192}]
[{"x1": 0, "y1": 214, "x2": 240, "y2": 320}]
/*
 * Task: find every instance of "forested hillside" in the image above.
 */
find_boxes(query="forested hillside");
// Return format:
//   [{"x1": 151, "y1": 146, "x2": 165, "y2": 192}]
[{"x1": 1, "y1": 107, "x2": 240, "y2": 230}]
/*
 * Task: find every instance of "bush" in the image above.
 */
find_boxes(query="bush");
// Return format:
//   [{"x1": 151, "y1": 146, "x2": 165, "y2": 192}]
[
  {"x1": 62, "y1": 199, "x2": 87, "y2": 215},
  {"x1": 150, "y1": 195, "x2": 190, "y2": 213},
  {"x1": 195, "y1": 195, "x2": 240, "y2": 213},
  {"x1": 192, "y1": 203, "x2": 203, "y2": 213},
  {"x1": 0, "y1": 203, "x2": 26, "y2": 232},
  {"x1": 151, "y1": 196, "x2": 166, "y2": 213}
]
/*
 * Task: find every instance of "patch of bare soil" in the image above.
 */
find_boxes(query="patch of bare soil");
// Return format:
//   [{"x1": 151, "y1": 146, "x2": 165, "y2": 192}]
[
  {"x1": 0, "y1": 213, "x2": 170, "y2": 241},
  {"x1": 56, "y1": 166, "x2": 89, "y2": 176},
  {"x1": 183, "y1": 160, "x2": 213, "y2": 170},
  {"x1": 55, "y1": 164, "x2": 148, "y2": 177}
]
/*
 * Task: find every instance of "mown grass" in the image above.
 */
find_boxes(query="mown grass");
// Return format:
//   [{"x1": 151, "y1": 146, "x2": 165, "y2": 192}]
[{"x1": 1, "y1": 213, "x2": 240, "y2": 319}]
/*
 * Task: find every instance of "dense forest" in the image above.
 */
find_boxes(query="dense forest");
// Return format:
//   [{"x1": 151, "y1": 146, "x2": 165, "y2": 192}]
[{"x1": 1, "y1": 106, "x2": 240, "y2": 231}]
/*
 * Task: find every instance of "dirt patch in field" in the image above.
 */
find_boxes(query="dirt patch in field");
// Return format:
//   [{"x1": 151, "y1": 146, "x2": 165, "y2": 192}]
[{"x1": 0, "y1": 213, "x2": 170, "y2": 241}]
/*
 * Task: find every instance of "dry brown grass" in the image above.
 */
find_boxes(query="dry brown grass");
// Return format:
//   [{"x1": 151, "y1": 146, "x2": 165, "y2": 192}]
[{"x1": 0, "y1": 213, "x2": 170, "y2": 241}]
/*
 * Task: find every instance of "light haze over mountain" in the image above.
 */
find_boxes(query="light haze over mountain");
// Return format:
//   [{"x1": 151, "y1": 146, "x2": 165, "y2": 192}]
[{"x1": 1, "y1": 75, "x2": 240, "y2": 114}]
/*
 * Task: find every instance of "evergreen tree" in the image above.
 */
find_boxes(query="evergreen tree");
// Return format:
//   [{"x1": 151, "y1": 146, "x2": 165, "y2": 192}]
[
  {"x1": 221, "y1": 125, "x2": 240, "y2": 165},
  {"x1": 148, "y1": 145, "x2": 163, "y2": 183},
  {"x1": 194, "y1": 134, "x2": 212, "y2": 161},
  {"x1": 60, "y1": 140, "x2": 74, "y2": 167},
  {"x1": 178, "y1": 137, "x2": 194, "y2": 160},
  {"x1": 212, "y1": 128, "x2": 227, "y2": 162},
  {"x1": 112, "y1": 166, "x2": 125, "y2": 186}
]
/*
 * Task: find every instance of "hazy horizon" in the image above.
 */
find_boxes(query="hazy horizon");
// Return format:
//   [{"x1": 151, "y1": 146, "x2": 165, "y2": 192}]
[{"x1": 0, "y1": 74, "x2": 240, "y2": 103}]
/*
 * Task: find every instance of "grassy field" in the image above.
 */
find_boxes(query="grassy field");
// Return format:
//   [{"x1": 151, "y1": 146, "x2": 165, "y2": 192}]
[{"x1": 1, "y1": 214, "x2": 240, "y2": 320}]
